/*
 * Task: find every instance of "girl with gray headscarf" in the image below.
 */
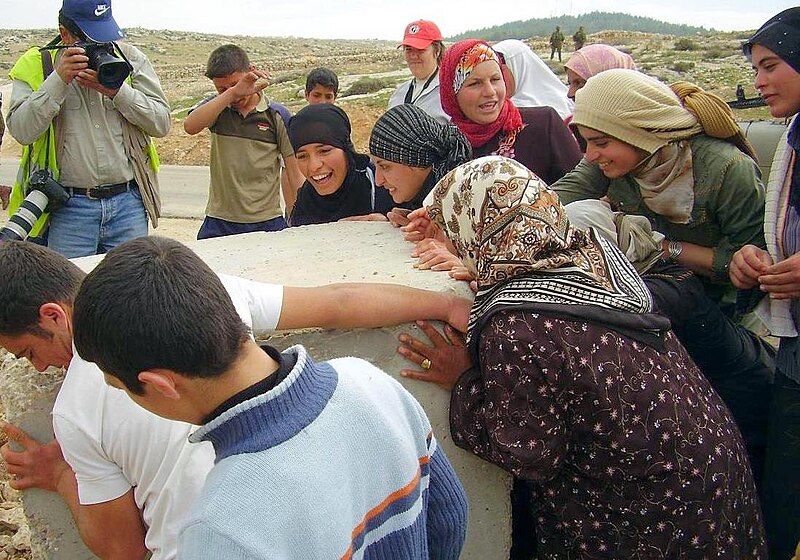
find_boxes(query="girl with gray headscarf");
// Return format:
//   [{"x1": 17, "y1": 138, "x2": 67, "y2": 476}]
[
  {"x1": 369, "y1": 104, "x2": 471, "y2": 214},
  {"x1": 370, "y1": 104, "x2": 473, "y2": 273}
]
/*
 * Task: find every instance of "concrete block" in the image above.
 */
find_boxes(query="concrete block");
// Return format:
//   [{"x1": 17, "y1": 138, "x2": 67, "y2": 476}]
[{"x1": 0, "y1": 222, "x2": 512, "y2": 558}]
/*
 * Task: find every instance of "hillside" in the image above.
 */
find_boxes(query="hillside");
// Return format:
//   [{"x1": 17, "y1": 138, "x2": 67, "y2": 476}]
[
  {"x1": 0, "y1": 27, "x2": 776, "y2": 167},
  {"x1": 451, "y1": 11, "x2": 713, "y2": 41}
]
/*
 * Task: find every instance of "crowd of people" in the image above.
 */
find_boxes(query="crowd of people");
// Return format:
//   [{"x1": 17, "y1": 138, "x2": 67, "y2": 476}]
[{"x1": 1, "y1": 0, "x2": 799, "y2": 558}]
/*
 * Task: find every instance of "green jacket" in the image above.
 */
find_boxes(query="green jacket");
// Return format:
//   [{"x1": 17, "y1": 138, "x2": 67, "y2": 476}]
[{"x1": 553, "y1": 135, "x2": 766, "y2": 299}]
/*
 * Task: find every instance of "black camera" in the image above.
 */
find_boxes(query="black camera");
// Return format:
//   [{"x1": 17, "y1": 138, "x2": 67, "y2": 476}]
[
  {"x1": 45, "y1": 41, "x2": 132, "y2": 90},
  {"x1": 0, "y1": 170, "x2": 71, "y2": 242},
  {"x1": 78, "y1": 41, "x2": 131, "y2": 90}
]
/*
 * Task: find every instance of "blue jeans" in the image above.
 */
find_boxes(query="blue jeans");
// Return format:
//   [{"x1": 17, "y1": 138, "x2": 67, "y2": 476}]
[
  {"x1": 197, "y1": 215, "x2": 287, "y2": 240},
  {"x1": 47, "y1": 187, "x2": 148, "y2": 258}
]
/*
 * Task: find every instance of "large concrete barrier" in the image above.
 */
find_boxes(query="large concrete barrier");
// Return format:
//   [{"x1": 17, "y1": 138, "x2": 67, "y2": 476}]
[{"x1": 0, "y1": 222, "x2": 512, "y2": 558}]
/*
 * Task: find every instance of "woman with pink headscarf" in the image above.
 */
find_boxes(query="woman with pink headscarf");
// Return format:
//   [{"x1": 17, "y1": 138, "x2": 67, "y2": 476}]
[{"x1": 564, "y1": 44, "x2": 637, "y2": 100}]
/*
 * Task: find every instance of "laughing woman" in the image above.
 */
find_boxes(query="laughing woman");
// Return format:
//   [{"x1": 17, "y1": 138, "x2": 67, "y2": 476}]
[
  {"x1": 439, "y1": 39, "x2": 582, "y2": 185},
  {"x1": 287, "y1": 103, "x2": 393, "y2": 226}
]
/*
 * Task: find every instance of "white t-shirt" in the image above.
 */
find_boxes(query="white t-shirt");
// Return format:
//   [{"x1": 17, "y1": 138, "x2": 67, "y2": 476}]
[{"x1": 52, "y1": 275, "x2": 283, "y2": 560}]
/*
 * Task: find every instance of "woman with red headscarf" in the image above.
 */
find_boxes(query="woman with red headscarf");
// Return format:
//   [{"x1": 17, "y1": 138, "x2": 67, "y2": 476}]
[{"x1": 439, "y1": 39, "x2": 582, "y2": 185}]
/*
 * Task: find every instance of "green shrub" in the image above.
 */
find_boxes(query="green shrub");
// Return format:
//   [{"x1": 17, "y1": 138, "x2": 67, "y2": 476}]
[
  {"x1": 674, "y1": 38, "x2": 700, "y2": 51},
  {"x1": 704, "y1": 47, "x2": 726, "y2": 59},
  {"x1": 271, "y1": 71, "x2": 305, "y2": 85},
  {"x1": 343, "y1": 77, "x2": 392, "y2": 96},
  {"x1": 672, "y1": 61, "x2": 696, "y2": 72}
]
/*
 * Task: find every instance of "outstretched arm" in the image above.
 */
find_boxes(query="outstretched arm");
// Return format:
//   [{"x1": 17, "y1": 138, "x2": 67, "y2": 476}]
[
  {"x1": 278, "y1": 284, "x2": 472, "y2": 333},
  {"x1": 0, "y1": 423, "x2": 147, "y2": 560}
]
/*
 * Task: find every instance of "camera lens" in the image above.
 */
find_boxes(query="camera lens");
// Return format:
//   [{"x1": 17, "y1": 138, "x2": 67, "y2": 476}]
[
  {"x1": 0, "y1": 190, "x2": 50, "y2": 242},
  {"x1": 85, "y1": 43, "x2": 130, "y2": 90}
]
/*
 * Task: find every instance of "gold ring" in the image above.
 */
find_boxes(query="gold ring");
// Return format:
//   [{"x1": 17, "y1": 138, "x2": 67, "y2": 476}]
[{"x1": 420, "y1": 358, "x2": 432, "y2": 370}]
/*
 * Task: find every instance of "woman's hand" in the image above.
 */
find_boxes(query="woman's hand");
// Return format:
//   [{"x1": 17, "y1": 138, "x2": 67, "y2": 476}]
[
  {"x1": 387, "y1": 208, "x2": 413, "y2": 228},
  {"x1": 759, "y1": 252, "x2": 800, "y2": 300},
  {"x1": 400, "y1": 207, "x2": 440, "y2": 242},
  {"x1": 730, "y1": 244, "x2": 773, "y2": 289},
  {"x1": 412, "y1": 238, "x2": 463, "y2": 271},
  {"x1": 397, "y1": 321, "x2": 472, "y2": 391}
]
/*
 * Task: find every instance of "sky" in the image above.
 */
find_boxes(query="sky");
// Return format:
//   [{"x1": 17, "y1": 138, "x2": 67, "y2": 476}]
[{"x1": 1, "y1": 0, "x2": 796, "y2": 40}]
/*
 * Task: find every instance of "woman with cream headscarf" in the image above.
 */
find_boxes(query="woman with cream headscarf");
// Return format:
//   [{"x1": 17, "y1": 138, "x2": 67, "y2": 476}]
[
  {"x1": 555, "y1": 69, "x2": 762, "y2": 293},
  {"x1": 400, "y1": 155, "x2": 766, "y2": 559},
  {"x1": 554, "y1": 69, "x2": 773, "y2": 482}
]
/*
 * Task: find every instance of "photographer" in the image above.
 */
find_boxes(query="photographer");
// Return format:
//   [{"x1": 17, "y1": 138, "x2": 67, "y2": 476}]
[{"x1": 6, "y1": 0, "x2": 169, "y2": 257}]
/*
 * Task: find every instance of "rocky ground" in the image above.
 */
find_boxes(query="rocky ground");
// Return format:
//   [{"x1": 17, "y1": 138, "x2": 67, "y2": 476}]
[{"x1": 0, "y1": 405, "x2": 32, "y2": 560}]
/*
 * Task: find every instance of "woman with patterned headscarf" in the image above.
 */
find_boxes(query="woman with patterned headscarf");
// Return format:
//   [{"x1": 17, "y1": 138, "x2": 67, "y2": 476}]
[
  {"x1": 287, "y1": 103, "x2": 394, "y2": 226},
  {"x1": 731, "y1": 8, "x2": 800, "y2": 558},
  {"x1": 401, "y1": 155, "x2": 766, "y2": 559},
  {"x1": 439, "y1": 39, "x2": 582, "y2": 185}
]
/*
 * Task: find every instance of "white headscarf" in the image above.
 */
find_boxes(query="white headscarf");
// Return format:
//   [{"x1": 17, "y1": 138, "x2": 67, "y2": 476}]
[{"x1": 493, "y1": 39, "x2": 574, "y2": 119}]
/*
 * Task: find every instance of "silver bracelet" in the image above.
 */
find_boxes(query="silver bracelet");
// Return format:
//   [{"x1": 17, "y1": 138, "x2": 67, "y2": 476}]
[{"x1": 667, "y1": 240, "x2": 683, "y2": 262}]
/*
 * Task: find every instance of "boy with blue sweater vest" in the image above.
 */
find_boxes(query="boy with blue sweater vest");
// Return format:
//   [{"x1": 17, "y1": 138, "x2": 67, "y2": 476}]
[{"x1": 72, "y1": 236, "x2": 468, "y2": 559}]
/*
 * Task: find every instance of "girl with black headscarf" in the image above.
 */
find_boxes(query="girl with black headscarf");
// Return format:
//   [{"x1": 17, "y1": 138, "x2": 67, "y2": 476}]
[{"x1": 287, "y1": 103, "x2": 393, "y2": 226}]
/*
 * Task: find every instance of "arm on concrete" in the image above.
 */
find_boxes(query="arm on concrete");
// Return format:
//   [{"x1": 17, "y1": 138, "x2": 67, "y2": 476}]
[
  {"x1": 0, "y1": 423, "x2": 148, "y2": 559},
  {"x1": 73, "y1": 490, "x2": 149, "y2": 560},
  {"x1": 278, "y1": 284, "x2": 473, "y2": 333}
]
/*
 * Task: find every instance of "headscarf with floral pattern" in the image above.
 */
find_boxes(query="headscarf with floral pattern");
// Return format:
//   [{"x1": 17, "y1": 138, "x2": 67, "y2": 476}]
[
  {"x1": 424, "y1": 156, "x2": 653, "y2": 339},
  {"x1": 439, "y1": 40, "x2": 523, "y2": 148}
]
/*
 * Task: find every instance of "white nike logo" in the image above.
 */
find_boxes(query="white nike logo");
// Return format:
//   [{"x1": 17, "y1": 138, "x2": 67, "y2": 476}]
[{"x1": 94, "y1": 4, "x2": 110, "y2": 16}]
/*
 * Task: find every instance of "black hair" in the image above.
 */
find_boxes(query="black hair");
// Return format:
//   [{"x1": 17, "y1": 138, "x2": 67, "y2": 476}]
[
  {"x1": 205, "y1": 44, "x2": 251, "y2": 79},
  {"x1": 57, "y1": 11, "x2": 88, "y2": 42},
  {"x1": 73, "y1": 237, "x2": 250, "y2": 395},
  {"x1": 305, "y1": 67, "x2": 339, "y2": 95},
  {"x1": 0, "y1": 241, "x2": 85, "y2": 337}
]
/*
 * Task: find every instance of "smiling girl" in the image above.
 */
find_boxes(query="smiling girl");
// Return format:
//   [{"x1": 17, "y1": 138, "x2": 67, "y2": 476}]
[{"x1": 287, "y1": 103, "x2": 393, "y2": 226}]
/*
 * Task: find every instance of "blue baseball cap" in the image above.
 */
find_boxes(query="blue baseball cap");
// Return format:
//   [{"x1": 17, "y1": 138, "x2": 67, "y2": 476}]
[{"x1": 61, "y1": 0, "x2": 124, "y2": 42}]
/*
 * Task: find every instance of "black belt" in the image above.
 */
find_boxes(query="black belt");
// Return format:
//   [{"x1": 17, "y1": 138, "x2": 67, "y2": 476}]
[{"x1": 68, "y1": 179, "x2": 137, "y2": 200}]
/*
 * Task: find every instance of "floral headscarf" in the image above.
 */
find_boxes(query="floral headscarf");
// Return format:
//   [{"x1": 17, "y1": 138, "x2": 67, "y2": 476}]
[
  {"x1": 439, "y1": 39, "x2": 523, "y2": 148},
  {"x1": 424, "y1": 156, "x2": 652, "y2": 338}
]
